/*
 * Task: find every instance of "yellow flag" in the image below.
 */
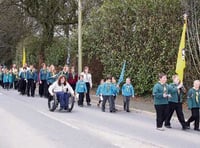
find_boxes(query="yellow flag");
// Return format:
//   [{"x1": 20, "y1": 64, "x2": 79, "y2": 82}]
[
  {"x1": 22, "y1": 47, "x2": 26, "y2": 66},
  {"x1": 175, "y1": 17, "x2": 187, "y2": 82}
]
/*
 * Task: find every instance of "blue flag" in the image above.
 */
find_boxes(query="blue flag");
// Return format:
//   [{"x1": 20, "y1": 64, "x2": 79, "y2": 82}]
[{"x1": 117, "y1": 61, "x2": 126, "y2": 85}]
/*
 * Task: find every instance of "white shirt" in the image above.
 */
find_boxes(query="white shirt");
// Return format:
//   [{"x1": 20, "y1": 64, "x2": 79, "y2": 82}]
[
  {"x1": 48, "y1": 81, "x2": 74, "y2": 96},
  {"x1": 83, "y1": 72, "x2": 92, "y2": 87}
]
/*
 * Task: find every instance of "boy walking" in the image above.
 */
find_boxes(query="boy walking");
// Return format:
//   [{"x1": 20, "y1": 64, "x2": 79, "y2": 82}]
[
  {"x1": 101, "y1": 75, "x2": 116, "y2": 113},
  {"x1": 122, "y1": 78, "x2": 134, "y2": 112},
  {"x1": 75, "y1": 74, "x2": 87, "y2": 107},
  {"x1": 186, "y1": 80, "x2": 200, "y2": 131}
]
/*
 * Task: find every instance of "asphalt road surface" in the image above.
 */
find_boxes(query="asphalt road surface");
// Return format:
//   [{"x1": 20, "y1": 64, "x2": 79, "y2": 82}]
[{"x1": 0, "y1": 88, "x2": 199, "y2": 148}]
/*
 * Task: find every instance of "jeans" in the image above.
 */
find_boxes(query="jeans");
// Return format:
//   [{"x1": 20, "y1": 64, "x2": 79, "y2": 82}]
[{"x1": 56, "y1": 92, "x2": 70, "y2": 109}]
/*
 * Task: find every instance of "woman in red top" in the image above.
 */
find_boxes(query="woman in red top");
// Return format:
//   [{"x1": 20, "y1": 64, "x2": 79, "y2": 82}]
[{"x1": 68, "y1": 66, "x2": 78, "y2": 91}]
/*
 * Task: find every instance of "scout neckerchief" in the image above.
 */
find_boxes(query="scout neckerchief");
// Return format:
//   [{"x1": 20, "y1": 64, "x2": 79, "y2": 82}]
[
  {"x1": 126, "y1": 84, "x2": 130, "y2": 93},
  {"x1": 106, "y1": 82, "x2": 111, "y2": 93},
  {"x1": 163, "y1": 84, "x2": 167, "y2": 94},
  {"x1": 195, "y1": 91, "x2": 199, "y2": 103},
  {"x1": 176, "y1": 83, "x2": 181, "y2": 102}
]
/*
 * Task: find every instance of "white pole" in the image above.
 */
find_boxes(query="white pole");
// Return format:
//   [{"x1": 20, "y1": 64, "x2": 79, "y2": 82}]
[{"x1": 78, "y1": 0, "x2": 82, "y2": 75}]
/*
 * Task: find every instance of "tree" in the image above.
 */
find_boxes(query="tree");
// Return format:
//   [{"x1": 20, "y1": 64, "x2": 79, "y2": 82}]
[
  {"x1": 79, "y1": 0, "x2": 183, "y2": 94},
  {"x1": 0, "y1": 1, "x2": 30, "y2": 66},
  {"x1": 182, "y1": 0, "x2": 200, "y2": 86}
]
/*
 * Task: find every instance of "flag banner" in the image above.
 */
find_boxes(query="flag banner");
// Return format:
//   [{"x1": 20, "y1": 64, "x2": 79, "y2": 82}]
[
  {"x1": 175, "y1": 18, "x2": 187, "y2": 82},
  {"x1": 117, "y1": 61, "x2": 126, "y2": 85},
  {"x1": 22, "y1": 47, "x2": 26, "y2": 66}
]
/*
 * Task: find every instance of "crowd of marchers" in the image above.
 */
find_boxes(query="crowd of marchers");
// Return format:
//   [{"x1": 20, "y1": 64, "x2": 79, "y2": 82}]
[{"x1": 0, "y1": 64, "x2": 199, "y2": 132}]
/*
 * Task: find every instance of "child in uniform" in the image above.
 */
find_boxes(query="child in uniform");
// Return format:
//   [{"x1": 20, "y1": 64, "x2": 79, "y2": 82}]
[
  {"x1": 96, "y1": 79, "x2": 104, "y2": 107},
  {"x1": 75, "y1": 73, "x2": 87, "y2": 107},
  {"x1": 122, "y1": 78, "x2": 134, "y2": 112},
  {"x1": 101, "y1": 75, "x2": 117, "y2": 113},
  {"x1": 186, "y1": 80, "x2": 200, "y2": 131}
]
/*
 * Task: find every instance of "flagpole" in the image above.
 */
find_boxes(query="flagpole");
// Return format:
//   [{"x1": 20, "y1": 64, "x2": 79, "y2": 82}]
[
  {"x1": 78, "y1": 0, "x2": 82, "y2": 75},
  {"x1": 175, "y1": 13, "x2": 187, "y2": 82}
]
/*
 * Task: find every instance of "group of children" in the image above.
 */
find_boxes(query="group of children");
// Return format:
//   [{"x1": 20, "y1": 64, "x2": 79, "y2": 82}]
[
  {"x1": 96, "y1": 75, "x2": 134, "y2": 113},
  {"x1": 153, "y1": 73, "x2": 200, "y2": 132},
  {"x1": 0, "y1": 63, "x2": 78, "y2": 98}
]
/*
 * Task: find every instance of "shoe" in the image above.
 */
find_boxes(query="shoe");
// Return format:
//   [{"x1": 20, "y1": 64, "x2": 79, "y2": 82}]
[
  {"x1": 165, "y1": 125, "x2": 172, "y2": 128},
  {"x1": 102, "y1": 109, "x2": 105, "y2": 112},
  {"x1": 123, "y1": 103, "x2": 126, "y2": 111},
  {"x1": 182, "y1": 127, "x2": 188, "y2": 130},
  {"x1": 87, "y1": 103, "x2": 91, "y2": 106},
  {"x1": 59, "y1": 108, "x2": 63, "y2": 111},
  {"x1": 184, "y1": 125, "x2": 190, "y2": 129},
  {"x1": 78, "y1": 104, "x2": 83, "y2": 107},
  {"x1": 185, "y1": 122, "x2": 190, "y2": 128},
  {"x1": 97, "y1": 103, "x2": 100, "y2": 107},
  {"x1": 194, "y1": 129, "x2": 200, "y2": 131},
  {"x1": 64, "y1": 107, "x2": 68, "y2": 110},
  {"x1": 156, "y1": 127, "x2": 165, "y2": 131},
  {"x1": 126, "y1": 110, "x2": 130, "y2": 112}
]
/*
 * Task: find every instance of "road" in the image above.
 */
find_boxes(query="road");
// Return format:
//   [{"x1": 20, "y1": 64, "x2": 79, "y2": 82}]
[{"x1": 0, "y1": 88, "x2": 199, "y2": 148}]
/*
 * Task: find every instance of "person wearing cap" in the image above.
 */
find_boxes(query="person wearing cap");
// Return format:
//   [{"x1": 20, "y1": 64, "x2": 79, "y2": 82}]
[
  {"x1": 75, "y1": 73, "x2": 87, "y2": 107},
  {"x1": 48, "y1": 75, "x2": 74, "y2": 111}
]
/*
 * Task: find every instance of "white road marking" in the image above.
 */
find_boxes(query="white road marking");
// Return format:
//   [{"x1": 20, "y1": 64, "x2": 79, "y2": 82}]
[{"x1": 37, "y1": 110, "x2": 80, "y2": 130}]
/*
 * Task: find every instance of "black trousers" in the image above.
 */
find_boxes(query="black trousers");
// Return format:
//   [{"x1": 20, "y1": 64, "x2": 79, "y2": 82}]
[
  {"x1": 14, "y1": 80, "x2": 19, "y2": 89},
  {"x1": 187, "y1": 108, "x2": 199, "y2": 130},
  {"x1": 47, "y1": 83, "x2": 52, "y2": 98},
  {"x1": 27, "y1": 79, "x2": 35, "y2": 97},
  {"x1": 78, "y1": 92, "x2": 85, "y2": 105},
  {"x1": 85, "y1": 82, "x2": 91, "y2": 103},
  {"x1": 102, "y1": 95, "x2": 114, "y2": 112},
  {"x1": 154, "y1": 104, "x2": 169, "y2": 128},
  {"x1": 123, "y1": 96, "x2": 131, "y2": 111},
  {"x1": 69, "y1": 83, "x2": 76, "y2": 91},
  {"x1": 0, "y1": 80, "x2": 3, "y2": 88},
  {"x1": 39, "y1": 80, "x2": 48, "y2": 97},
  {"x1": 165, "y1": 102, "x2": 186, "y2": 128},
  {"x1": 19, "y1": 79, "x2": 26, "y2": 95},
  {"x1": 4, "y1": 82, "x2": 9, "y2": 89}
]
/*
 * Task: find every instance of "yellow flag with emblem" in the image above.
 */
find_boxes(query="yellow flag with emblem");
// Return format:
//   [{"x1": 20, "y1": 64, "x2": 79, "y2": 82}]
[
  {"x1": 22, "y1": 47, "x2": 26, "y2": 66},
  {"x1": 175, "y1": 16, "x2": 187, "y2": 82}
]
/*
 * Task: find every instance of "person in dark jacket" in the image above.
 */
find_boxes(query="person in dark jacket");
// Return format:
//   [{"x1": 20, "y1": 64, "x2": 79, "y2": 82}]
[
  {"x1": 153, "y1": 73, "x2": 170, "y2": 131},
  {"x1": 164, "y1": 75, "x2": 188, "y2": 130},
  {"x1": 68, "y1": 66, "x2": 78, "y2": 91},
  {"x1": 39, "y1": 63, "x2": 48, "y2": 97}
]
